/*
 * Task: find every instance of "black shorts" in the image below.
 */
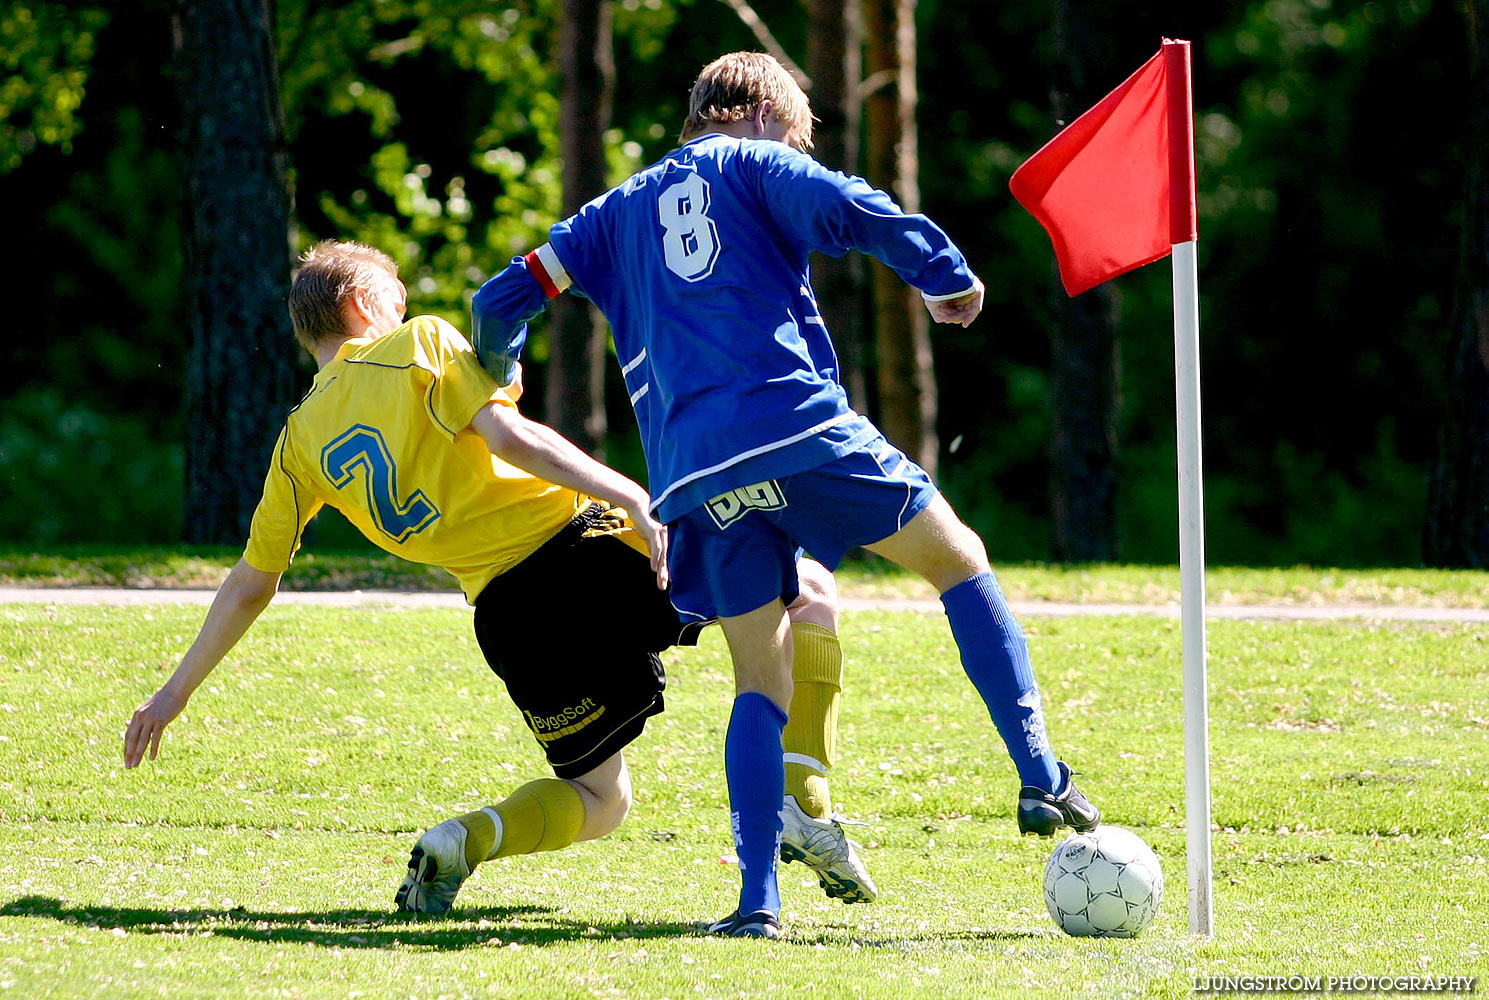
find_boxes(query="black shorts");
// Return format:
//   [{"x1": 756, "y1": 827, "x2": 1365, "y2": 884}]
[{"x1": 472, "y1": 504, "x2": 702, "y2": 779}]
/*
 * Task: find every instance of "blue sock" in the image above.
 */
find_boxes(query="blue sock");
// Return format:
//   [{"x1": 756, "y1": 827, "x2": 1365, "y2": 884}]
[
  {"x1": 941, "y1": 572, "x2": 1061, "y2": 792},
  {"x1": 724, "y1": 692, "x2": 787, "y2": 916}
]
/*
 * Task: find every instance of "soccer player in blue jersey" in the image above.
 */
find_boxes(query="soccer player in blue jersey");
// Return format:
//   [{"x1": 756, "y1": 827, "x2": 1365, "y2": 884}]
[{"x1": 472, "y1": 52, "x2": 1100, "y2": 938}]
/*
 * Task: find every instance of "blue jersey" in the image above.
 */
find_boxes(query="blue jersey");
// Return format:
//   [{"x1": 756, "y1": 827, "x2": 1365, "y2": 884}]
[{"x1": 473, "y1": 133, "x2": 976, "y2": 522}]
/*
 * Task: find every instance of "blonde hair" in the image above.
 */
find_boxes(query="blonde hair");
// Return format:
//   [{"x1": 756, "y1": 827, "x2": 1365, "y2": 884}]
[
  {"x1": 679, "y1": 51, "x2": 814, "y2": 150},
  {"x1": 288, "y1": 240, "x2": 399, "y2": 351}
]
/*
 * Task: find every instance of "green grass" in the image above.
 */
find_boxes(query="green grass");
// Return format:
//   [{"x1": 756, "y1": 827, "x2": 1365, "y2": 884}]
[
  {"x1": 0, "y1": 604, "x2": 1485, "y2": 998},
  {"x1": 3, "y1": 546, "x2": 1487, "y2": 607}
]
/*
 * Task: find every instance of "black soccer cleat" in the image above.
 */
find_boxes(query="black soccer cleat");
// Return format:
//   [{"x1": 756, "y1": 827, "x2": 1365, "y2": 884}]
[
  {"x1": 1018, "y1": 761, "x2": 1101, "y2": 837},
  {"x1": 705, "y1": 908, "x2": 781, "y2": 939}
]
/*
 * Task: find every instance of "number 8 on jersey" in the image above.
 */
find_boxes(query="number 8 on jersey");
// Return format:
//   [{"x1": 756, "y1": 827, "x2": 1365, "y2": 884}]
[{"x1": 658, "y1": 171, "x2": 720, "y2": 282}]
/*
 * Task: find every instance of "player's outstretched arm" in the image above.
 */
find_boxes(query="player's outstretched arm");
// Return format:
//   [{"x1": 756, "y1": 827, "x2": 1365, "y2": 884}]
[
  {"x1": 470, "y1": 403, "x2": 669, "y2": 588},
  {"x1": 123, "y1": 559, "x2": 281, "y2": 768},
  {"x1": 472, "y1": 253, "x2": 559, "y2": 386},
  {"x1": 753, "y1": 147, "x2": 980, "y2": 308}
]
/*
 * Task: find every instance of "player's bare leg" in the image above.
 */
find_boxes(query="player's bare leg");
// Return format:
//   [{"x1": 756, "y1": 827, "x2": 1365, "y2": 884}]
[
  {"x1": 865, "y1": 496, "x2": 1099, "y2": 836},
  {"x1": 396, "y1": 753, "x2": 629, "y2": 914},
  {"x1": 723, "y1": 598, "x2": 794, "y2": 708},
  {"x1": 862, "y1": 493, "x2": 988, "y2": 592}
]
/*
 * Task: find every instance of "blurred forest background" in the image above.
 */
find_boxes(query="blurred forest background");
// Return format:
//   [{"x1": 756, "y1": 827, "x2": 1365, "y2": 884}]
[{"x1": 2, "y1": 0, "x2": 1485, "y2": 568}]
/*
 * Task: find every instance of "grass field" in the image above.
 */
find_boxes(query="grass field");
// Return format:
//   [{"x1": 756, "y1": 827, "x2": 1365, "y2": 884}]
[{"x1": 1, "y1": 594, "x2": 1485, "y2": 998}]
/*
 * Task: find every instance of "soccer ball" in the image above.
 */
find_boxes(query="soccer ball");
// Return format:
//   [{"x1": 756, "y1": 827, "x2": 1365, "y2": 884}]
[{"x1": 1043, "y1": 825, "x2": 1163, "y2": 937}]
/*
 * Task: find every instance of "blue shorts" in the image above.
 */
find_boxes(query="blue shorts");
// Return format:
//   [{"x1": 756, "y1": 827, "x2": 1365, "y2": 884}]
[{"x1": 668, "y1": 432, "x2": 939, "y2": 621}]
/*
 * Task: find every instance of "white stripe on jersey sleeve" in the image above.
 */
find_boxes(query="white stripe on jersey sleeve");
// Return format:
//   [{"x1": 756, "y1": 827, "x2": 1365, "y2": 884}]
[
  {"x1": 921, "y1": 283, "x2": 978, "y2": 302},
  {"x1": 533, "y1": 242, "x2": 573, "y2": 293}
]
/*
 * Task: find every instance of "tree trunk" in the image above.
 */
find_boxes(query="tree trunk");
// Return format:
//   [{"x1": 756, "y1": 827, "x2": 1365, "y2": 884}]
[
  {"x1": 546, "y1": 0, "x2": 613, "y2": 456},
  {"x1": 1425, "y1": 0, "x2": 1489, "y2": 567},
  {"x1": 174, "y1": 0, "x2": 298, "y2": 545},
  {"x1": 805, "y1": 0, "x2": 868, "y2": 409},
  {"x1": 865, "y1": 0, "x2": 937, "y2": 478},
  {"x1": 1047, "y1": 0, "x2": 1122, "y2": 562}
]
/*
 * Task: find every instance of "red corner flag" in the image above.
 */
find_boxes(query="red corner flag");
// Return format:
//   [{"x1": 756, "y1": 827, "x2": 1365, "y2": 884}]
[{"x1": 1010, "y1": 38, "x2": 1197, "y2": 297}]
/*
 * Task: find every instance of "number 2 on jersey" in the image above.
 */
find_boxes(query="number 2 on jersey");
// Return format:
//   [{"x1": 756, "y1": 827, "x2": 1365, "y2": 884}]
[
  {"x1": 322, "y1": 424, "x2": 440, "y2": 543},
  {"x1": 658, "y1": 171, "x2": 720, "y2": 281}
]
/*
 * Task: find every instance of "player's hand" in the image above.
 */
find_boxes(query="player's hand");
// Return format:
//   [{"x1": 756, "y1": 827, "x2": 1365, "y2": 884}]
[
  {"x1": 925, "y1": 276, "x2": 985, "y2": 327},
  {"x1": 633, "y1": 512, "x2": 670, "y2": 589},
  {"x1": 123, "y1": 685, "x2": 188, "y2": 768}
]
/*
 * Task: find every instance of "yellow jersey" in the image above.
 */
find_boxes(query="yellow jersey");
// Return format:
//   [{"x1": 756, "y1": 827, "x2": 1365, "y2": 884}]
[{"x1": 243, "y1": 315, "x2": 587, "y2": 601}]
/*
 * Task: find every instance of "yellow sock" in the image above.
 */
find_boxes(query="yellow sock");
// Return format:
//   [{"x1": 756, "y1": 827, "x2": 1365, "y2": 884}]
[
  {"x1": 451, "y1": 778, "x2": 585, "y2": 869},
  {"x1": 490, "y1": 778, "x2": 585, "y2": 858},
  {"x1": 452, "y1": 807, "x2": 503, "y2": 871},
  {"x1": 783, "y1": 622, "x2": 842, "y2": 819}
]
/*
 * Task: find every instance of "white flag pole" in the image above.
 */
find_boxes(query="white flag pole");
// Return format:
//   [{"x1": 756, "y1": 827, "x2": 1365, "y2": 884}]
[
  {"x1": 1163, "y1": 37, "x2": 1213, "y2": 938},
  {"x1": 1172, "y1": 238, "x2": 1213, "y2": 937},
  {"x1": 1012, "y1": 37, "x2": 1213, "y2": 933}
]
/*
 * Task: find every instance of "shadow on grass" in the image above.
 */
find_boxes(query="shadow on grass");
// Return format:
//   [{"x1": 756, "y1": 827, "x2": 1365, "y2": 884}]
[
  {"x1": 0, "y1": 895, "x2": 1044, "y2": 950},
  {"x1": 789, "y1": 928, "x2": 1045, "y2": 949},
  {"x1": 0, "y1": 895, "x2": 695, "y2": 950}
]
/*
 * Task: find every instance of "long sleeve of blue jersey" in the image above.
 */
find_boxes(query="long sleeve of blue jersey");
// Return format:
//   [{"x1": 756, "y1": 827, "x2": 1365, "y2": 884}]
[
  {"x1": 748, "y1": 143, "x2": 977, "y2": 298},
  {"x1": 471, "y1": 255, "x2": 551, "y2": 386}
]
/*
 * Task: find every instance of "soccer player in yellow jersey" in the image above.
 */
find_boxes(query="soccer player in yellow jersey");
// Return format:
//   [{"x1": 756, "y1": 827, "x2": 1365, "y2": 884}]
[{"x1": 123, "y1": 240, "x2": 875, "y2": 915}]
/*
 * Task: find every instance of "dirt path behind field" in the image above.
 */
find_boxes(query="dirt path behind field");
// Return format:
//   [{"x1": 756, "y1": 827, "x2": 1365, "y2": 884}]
[{"x1": 3, "y1": 586, "x2": 1486, "y2": 622}]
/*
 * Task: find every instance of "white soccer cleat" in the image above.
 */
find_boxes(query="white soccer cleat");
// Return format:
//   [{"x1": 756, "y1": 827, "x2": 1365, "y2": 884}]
[
  {"x1": 395, "y1": 817, "x2": 474, "y2": 915},
  {"x1": 777, "y1": 795, "x2": 879, "y2": 904}
]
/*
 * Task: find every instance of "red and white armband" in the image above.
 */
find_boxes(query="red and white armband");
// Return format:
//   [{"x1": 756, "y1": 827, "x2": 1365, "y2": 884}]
[{"x1": 523, "y1": 243, "x2": 573, "y2": 299}]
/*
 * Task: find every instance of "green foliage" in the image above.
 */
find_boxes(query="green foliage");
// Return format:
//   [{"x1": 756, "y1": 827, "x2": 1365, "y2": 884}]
[
  {"x1": 921, "y1": 1, "x2": 1465, "y2": 566},
  {"x1": 936, "y1": 359, "x2": 1053, "y2": 562},
  {"x1": 0, "y1": 92, "x2": 187, "y2": 548},
  {"x1": 0, "y1": 389, "x2": 182, "y2": 545},
  {"x1": 0, "y1": 2, "x2": 109, "y2": 172},
  {"x1": 280, "y1": 0, "x2": 657, "y2": 335},
  {"x1": 0, "y1": 0, "x2": 1474, "y2": 566},
  {"x1": 41, "y1": 104, "x2": 185, "y2": 394},
  {"x1": 278, "y1": 0, "x2": 560, "y2": 329},
  {"x1": 0, "y1": 603, "x2": 1484, "y2": 995},
  {"x1": 1181, "y1": 0, "x2": 1461, "y2": 566}
]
